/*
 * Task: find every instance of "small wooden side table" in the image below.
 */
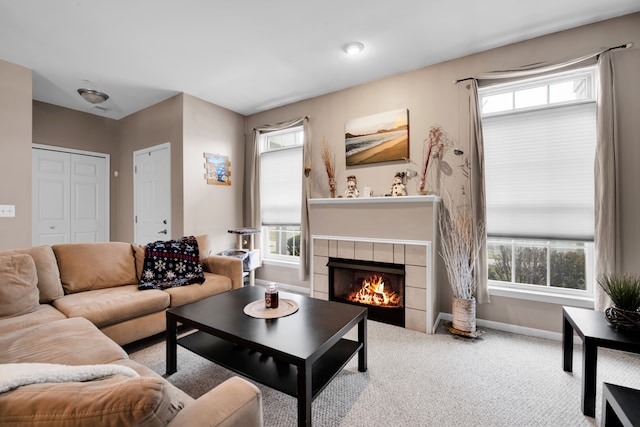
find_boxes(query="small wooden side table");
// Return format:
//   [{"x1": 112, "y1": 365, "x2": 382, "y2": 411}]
[{"x1": 228, "y1": 228, "x2": 260, "y2": 286}]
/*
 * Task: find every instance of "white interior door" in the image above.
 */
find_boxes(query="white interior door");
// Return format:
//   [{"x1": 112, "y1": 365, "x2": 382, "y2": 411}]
[
  {"x1": 71, "y1": 154, "x2": 107, "y2": 242},
  {"x1": 134, "y1": 143, "x2": 171, "y2": 245},
  {"x1": 32, "y1": 149, "x2": 70, "y2": 245},
  {"x1": 32, "y1": 146, "x2": 109, "y2": 246}
]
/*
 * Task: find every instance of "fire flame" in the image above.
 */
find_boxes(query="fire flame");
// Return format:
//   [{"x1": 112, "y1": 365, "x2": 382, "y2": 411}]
[{"x1": 348, "y1": 275, "x2": 401, "y2": 307}]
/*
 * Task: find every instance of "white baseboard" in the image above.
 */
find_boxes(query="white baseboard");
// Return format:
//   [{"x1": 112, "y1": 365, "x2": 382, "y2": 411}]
[
  {"x1": 253, "y1": 279, "x2": 310, "y2": 295},
  {"x1": 436, "y1": 312, "x2": 564, "y2": 341}
]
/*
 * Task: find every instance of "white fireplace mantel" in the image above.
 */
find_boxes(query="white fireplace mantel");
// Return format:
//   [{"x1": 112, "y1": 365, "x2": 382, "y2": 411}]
[
  {"x1": 308, "y1": 195, "x2": 441, "y2": 333},
  {"x1": 308, "y1": 195, "x2": 441, "y2": 205},
  {"x1": 308, "y1": 195, "x2": 440, "y2": 243}
]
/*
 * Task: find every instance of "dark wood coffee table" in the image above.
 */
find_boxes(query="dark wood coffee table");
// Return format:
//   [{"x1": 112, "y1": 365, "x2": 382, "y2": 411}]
[{"x1": 166, "y1": 286, "x2": 368, "y2": 427}]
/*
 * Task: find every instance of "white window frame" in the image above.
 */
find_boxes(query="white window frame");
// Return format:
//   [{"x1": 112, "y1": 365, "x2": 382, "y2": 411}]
[
  {"x1": 259, "y1": 126, "x2": 303, "y2": 266},
  {"x1": 480, "y1": 67, "x2": 597, "y2": 306}
]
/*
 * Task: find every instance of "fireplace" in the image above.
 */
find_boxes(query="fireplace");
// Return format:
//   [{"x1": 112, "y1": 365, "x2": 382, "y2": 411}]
[{"x1": 328, "y1": 257, "x2": 405, "y2": 327}]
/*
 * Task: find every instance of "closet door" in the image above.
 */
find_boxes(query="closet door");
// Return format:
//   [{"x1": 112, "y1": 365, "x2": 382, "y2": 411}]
[
  {"x1": 32, "y1": 147, "x2": 108, "y2": 245},
  {"x1": 32, "y1": 149, "x2": 71, "y2": 245},
  {"x1": 70, "y1": 154, "x2": 107, "y2": 242}
]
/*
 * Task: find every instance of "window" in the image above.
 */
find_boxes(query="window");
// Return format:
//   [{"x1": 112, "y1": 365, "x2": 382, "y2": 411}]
[
  {"x1": 480, "y1": 67, "x2": 597, "y2": 296},
  {"x1": 259, "y1": 126, "x2": 303, "y2": 263}
]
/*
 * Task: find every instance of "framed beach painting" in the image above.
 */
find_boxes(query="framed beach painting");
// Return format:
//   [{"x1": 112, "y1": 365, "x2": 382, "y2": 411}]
[
  {"x1": 204, "y1": 152, "x2": 231, "y2": 185},
  {"x1": 345, "y1": 109, "x2": 409, "y2": 166}
]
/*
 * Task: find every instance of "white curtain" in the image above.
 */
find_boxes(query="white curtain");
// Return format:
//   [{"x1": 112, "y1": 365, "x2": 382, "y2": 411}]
[
  {"x1": 458, "y1": 43, "x2": 630, "y2": 307},
  {"x1": 300, "y1": 119, "x2": 311, "y2": 280},
  {"x1": 245, "y1": 116, "x2": 310, "y2": 280},
  {"x1": 468, "y1": 80, "x2": 489, "y2": 304},
  {"x1": 594, "y1": 51, "x2": 622, "y2": 311}
]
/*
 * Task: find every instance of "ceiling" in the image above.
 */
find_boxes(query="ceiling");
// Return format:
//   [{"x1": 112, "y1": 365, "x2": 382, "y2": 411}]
[{"x1": 1, "y1": 1, "x2": 639, "y2": 120}]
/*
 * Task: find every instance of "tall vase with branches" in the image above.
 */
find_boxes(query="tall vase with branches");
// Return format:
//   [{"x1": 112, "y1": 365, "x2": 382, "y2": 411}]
[
  {"x1": 321, "y1": 138, "x2": 336, "y2": 198},
  {"x1": 439, "y1": 202, "x2": 485, "y2": 333}
]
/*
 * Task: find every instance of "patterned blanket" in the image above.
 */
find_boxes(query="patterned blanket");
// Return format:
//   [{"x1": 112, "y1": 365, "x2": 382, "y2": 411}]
[{"x1": 138, "y1": 236, "x2": 205, "y2": 290}]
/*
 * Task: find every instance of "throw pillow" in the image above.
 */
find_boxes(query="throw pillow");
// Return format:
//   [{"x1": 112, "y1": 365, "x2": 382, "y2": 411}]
[
  {"x1": 138, "y1": 236, "x2": 205, "y2": 290},
  {"x1": 0, "y1": 254, "x2": 40, "y2": 319},
  {"x1": 0, "y1": 245, "x2": 64, "y2": 303}
]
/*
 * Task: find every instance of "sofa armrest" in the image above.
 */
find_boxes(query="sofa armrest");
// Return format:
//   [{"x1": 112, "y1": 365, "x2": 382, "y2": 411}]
[
  {"x1": 201, "y1": 255, "x2": 243, "y2": 289},
  {"x1": 167, "y1": 376, "x2": 263, "y2": 427}
]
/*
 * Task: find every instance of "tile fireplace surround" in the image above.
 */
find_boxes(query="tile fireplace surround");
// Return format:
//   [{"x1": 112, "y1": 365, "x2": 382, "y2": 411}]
[{"x1": 308, "y1": 196, "x2": 440, "y2": 333}]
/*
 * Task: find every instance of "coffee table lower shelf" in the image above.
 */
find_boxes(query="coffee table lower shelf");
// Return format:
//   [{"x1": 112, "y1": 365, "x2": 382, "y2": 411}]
[{"x1": 177, "y1": 331, "x2": 362, "y2": 399}]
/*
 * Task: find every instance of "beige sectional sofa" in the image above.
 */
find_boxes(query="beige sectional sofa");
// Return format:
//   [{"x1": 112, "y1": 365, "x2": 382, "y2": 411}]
[{"x1": 0, "y1": 238, "x2": 263, "y2": 426}]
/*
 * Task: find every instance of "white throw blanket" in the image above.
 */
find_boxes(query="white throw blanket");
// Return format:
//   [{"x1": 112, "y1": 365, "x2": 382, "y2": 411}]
[{"x1": 0, "y1": 363, "x2": 139, "y2": 393}]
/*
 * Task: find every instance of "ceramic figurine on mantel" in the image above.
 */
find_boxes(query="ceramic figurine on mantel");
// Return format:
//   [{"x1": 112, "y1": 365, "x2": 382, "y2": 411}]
[
  {"x1": 387, "y1": 172, "x2": 407, "y2": 196},
  {"x1": 344, "y1": 175, "x2": 359, "y2": 198}
]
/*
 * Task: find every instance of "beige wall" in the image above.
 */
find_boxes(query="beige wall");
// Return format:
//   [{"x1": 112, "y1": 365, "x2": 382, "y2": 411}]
[
  {"x1": 182, "y1": 94, "x2": 246, "y2": 254},
  {"x1": 246, "y1": 13, "x2": 640, "y2": 334},
  {"x1": 30, "y1": 94, "x2": 246, "y2": 247},
  {"x1": 0, "y1": 60, "x2": 32, "y2": 249},
  {"x1": 32, "y1": 101, "x2": 119, "y2": 238},
  {"x1": 116, "y1": 94, "x2": 185, "y2": 243},
  {"x1": 33, "y1": 101, "x2": 118, "y2": 153}
]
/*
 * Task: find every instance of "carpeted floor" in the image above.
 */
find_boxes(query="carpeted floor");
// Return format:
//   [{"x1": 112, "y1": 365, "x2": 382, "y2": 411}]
[{"x1": 127, "y1": 321, "x2": 640, "y2": 426}]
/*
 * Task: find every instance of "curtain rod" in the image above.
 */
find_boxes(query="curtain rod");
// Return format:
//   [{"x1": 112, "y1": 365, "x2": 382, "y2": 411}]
[
  {"x1": 453, "y1": 42, "x2": 634, "y2": 84},
  {"x1": 252, "y1": 115, "x2": 309, "y2": 131},
  {"x1": 600, "y1": 42, "x2": 634, "y2": 57}
]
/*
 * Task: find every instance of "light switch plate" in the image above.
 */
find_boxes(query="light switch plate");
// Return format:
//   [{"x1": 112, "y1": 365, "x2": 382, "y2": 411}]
[{"x1": 0, "y1": 205, "x2": 16, "y2": 217}]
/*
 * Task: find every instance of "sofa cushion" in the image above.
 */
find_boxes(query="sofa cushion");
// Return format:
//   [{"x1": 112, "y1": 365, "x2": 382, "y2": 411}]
[
  {"x1": 53, "y1": 242, "x2": 138, "y2": 293},
  {"x1": 0, "y1": 254, "x2": 40, "y2": 319},
  {"x1": 0, "y1": 304, "x2": 67, "y2": 335},
  {"x1": 134, "y1": 243, "x2": 146, "y2": 280},
  {"x1": 164, "y1": 272, "x2": 232, "y2": 307},
  {"x1": 195, "y1": 234, "x2": 211, "y2": 257},
  {"x1": 114, "y1": 359, "x2": 194, "y2": 405},
  {"x1": 0, "y1": 373, "x2": 184, "y2": 427},
  {"x1": 0, "y1": 245, "x2": 64, "y2": 303},
  {"x1": 52, "y1": 285, "x2": 170, "y2": 328},
  {"x1": 0, "y1": 317, "x2": 128, "y2": 365}
]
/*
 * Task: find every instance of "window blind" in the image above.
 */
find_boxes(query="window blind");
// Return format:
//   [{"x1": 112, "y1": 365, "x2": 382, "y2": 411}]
[
  {"x1": 260, "y1": 146, "x2": 302, "y2": 225},
  {"x1": 483, "y1": 102, "x2": 596, "y2": 240}
]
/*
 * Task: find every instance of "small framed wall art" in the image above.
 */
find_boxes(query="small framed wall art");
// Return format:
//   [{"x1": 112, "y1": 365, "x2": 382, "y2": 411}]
[
  {"x1": 345, "y1": 108, "x2": 409, "y2": 166},
  {"x1": 204, "y1": 152, "x2": 231, "y2": 185}
]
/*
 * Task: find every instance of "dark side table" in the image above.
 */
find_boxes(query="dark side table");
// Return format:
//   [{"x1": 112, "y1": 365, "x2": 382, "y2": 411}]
[
  {"x1": 602, "y1": 382, "x2": 640, "y2": 426},
  {"x1": 562, "y1": 306, "x2": 640, "y2": 417}
]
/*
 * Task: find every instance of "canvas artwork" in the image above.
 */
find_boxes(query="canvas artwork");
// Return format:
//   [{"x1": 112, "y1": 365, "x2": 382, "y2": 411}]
[
  {"x1": 204, "y1": 153, "x2": 231, "y2": 185},
  {"x1": 345, "y1": 109, "x2": 409, "y2": 166}
]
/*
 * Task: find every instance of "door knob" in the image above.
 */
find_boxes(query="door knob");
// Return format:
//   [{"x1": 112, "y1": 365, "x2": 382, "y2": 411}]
[
  {"x1": 49, "y1": 225, "x2": 55, "y2": 229},
  {"x1": 159, "y1": 229, "x2": 168, "y2": 234},
  {"x1": 163, "y1": 219, "x2": 167, "y2": 224}
]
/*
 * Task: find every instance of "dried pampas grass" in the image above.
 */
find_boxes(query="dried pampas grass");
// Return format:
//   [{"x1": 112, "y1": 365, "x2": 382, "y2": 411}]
[
  {"x1": 321, "y1": 138, "x2": 335, "y2": 180},
  {"x1": 321, "y1": 138, "x2": 336, "y2": 197}
]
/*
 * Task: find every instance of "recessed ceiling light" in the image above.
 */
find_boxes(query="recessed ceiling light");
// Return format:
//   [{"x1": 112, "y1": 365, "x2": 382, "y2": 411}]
[{"x1": 343, "y1": 42, "x2": 364, "y2": 55}]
